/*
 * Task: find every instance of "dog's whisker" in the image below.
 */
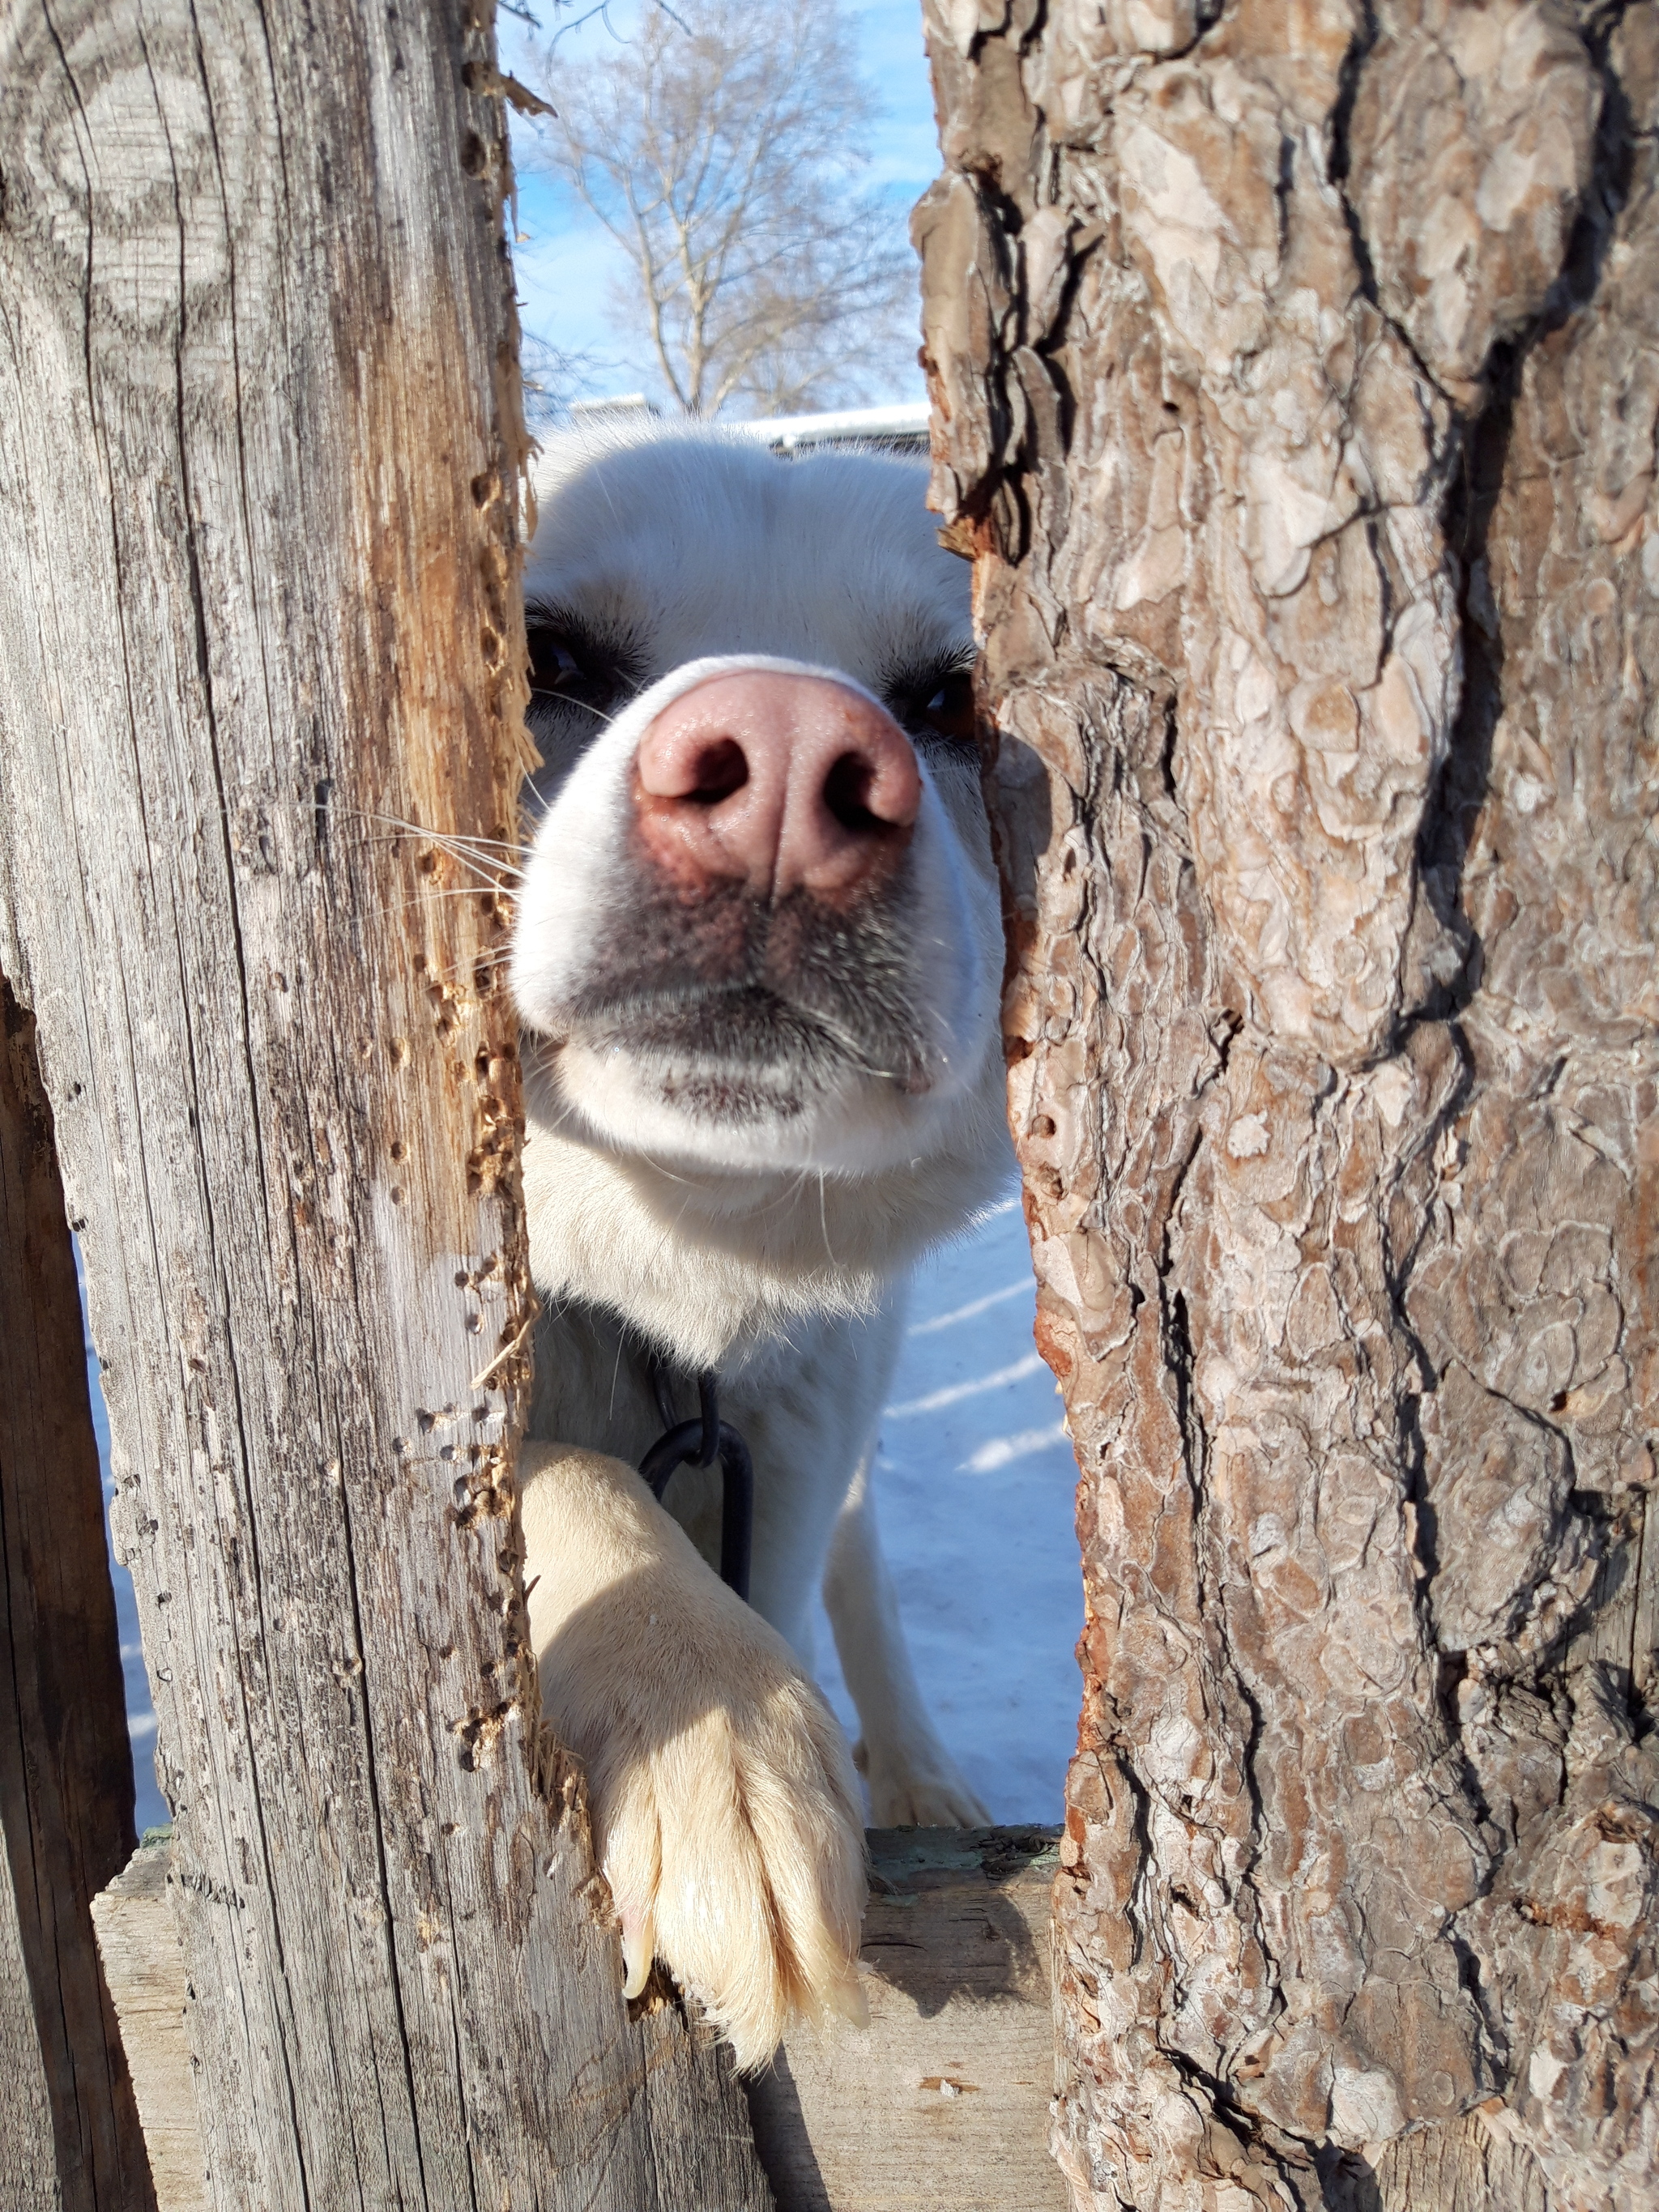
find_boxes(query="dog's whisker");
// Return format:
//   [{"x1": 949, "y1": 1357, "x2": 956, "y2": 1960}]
[
  {"x1": 391, "y1": 873, "x2": 524, "y2": 908},
  {"x1": 365, "y1": 893, "x2": 521, "y2": 930},
  {"x1": 423, "y1": 841, "x2": 528, "y2": 874},
  {"x1": 373, "y1": 859, "x2": 526, "y2": 903},
  {"x1": 412, "y1": 841, "x2": 527, "y2": 871},
  {"x1": 543, "y1": 695, "x2": 623, "y2": 728},
  {"x1": 607, "y1": 1332, "x2": 627, "y2": 1424},
  {"x1": 354, "y1": 830, "x2": 523, "y2": 877},
  {"x1": 352, "y1": 807, "x2": 529, "y2": 858},
  {"x1": 816, "y1": 1172, "x2": 840, "y2": 1270},
  {"x1": 381, "y1": 877, "x2": 522, "y2": 897},
  {"x1": 349, "y1": 812, "x2": 531, "y2": 889},
  {"x1": 409, "y1": 951, "x2": 517, "y2": 989},
  {"x1": 393, "y1": 884, "x2": 522, "y2": 906}
]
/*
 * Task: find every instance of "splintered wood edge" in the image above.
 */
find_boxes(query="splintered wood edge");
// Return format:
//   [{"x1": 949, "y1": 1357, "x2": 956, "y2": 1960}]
[
  {"x1": 90, "y1": 1835, "x2": 207, "y2": 2212},
  {"x1": 94, "y1": 1827, "x2": 1063, "y2": 2212}
]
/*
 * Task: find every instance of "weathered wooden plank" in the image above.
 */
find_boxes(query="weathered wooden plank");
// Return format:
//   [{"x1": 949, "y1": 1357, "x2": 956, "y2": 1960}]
[
  {"x1": 100, "y1": 1827, "x2": 1066, "y2": 2212},
  {"x1": 0, "y1": 0, "x2": 770, "y2": 2200},
  {"x1": 91, "y1": 1845, "x2": 203, "y2": 2212},
  {"x1": 0, "y1": 974, "x2": 154, "y2": 2211},
  {"x1": 0, "y1": 1867, "x2": 58, "y2": 2212},
  {"x1": 748, "y1": 1828, "x2": 1063, "y2": 2212}
]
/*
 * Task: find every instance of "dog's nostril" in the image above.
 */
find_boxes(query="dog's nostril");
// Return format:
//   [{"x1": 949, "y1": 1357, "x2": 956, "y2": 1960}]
[
  {"x1": 684, "y1": 736, "x2": 748, "y2": 805},
  {"x1": 823, "y1": 752, "x2": 883, "y2": 834}
]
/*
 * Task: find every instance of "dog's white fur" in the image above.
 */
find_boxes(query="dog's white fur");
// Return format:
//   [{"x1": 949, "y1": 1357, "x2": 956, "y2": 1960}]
[{"x1": 509, "y1": 424, "x2": 1010, "y2": 2069}]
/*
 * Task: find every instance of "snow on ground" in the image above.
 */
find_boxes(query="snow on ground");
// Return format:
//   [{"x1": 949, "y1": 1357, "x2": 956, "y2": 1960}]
[
  {"x1": 806, "y1": 1198, "x2": 1081, "y2": 1823},
  {"x1": 93, "y1": 1200, "x2": 1081, "y2": 1837}
]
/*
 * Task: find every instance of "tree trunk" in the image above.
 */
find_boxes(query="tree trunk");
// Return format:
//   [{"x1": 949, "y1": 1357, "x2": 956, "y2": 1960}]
[
  {"x1": 915, "y1": 4, "x2": 1657, "y2": 2208},
  {"x1": 0, "y1": 974, "x2": 154, "y2": 2210},
  {"x1": 0, "y1": 0, "x2": 768, "y2": 2202}
]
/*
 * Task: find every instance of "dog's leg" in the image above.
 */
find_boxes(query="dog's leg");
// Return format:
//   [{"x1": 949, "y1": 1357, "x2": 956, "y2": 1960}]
[
  {"x1": 821, "y1": 1451, "x2": 991, "y2": 1826},
  {"x1": 519, "y1": 1439, "x2": 868, "y2": 2070}
]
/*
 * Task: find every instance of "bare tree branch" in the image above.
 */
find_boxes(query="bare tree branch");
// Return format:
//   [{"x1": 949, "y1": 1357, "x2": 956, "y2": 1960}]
[{"x1": 528, "y1": 0, "x2": 915, "y2": 417}]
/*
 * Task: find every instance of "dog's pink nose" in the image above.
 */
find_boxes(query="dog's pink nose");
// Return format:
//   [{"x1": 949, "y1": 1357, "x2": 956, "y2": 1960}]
[{"x1": 633, "y1": 671, "x2": 923, "y2": 898}]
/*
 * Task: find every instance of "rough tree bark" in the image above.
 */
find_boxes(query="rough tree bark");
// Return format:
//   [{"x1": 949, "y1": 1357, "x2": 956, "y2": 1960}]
[
  {"x1": 0, "y1": 978, "x2": 153, "y2": 2210},
  {"x1": 0, "y1": 0, "x2": 768, "y2": 2201},
  {"x1": 916, "y1": 4, "x2": 1657, "y2": 2208}
]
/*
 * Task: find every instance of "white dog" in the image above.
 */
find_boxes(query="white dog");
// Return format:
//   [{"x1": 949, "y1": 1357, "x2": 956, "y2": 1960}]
[{"x1": 509, "y1": 423, "x2": 1011, "y2": 2069}]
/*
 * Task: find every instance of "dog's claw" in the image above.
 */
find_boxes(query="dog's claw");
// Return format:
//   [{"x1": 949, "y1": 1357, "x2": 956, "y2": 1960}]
[
  {"x1": 620, "y1": 1906, "x2": 655, "y2": 2001},
  {"x1": 825, "y1": 1971, "x2": 869, "y2": 2031}
]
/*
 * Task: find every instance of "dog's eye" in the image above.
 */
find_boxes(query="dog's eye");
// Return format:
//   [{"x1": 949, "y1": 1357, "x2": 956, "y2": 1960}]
[
  {"x1": 896, "y1": 667, "x2": 977, "y2": 751},
  {"x1": 524, "y1": 620, "x2": 632, "y2": 720},
  {"x1": 527, "y1": 631, "x2": 584, "y2": 694}
]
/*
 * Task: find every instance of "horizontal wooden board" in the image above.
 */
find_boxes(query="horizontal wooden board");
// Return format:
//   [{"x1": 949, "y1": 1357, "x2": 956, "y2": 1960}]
[
  {"x1": 98, "y1": 1827, "x2": 1066, "y2": 2212},
  {"x1": 748, "y1": 1827, "x2": 1064, "y2": 2212}
]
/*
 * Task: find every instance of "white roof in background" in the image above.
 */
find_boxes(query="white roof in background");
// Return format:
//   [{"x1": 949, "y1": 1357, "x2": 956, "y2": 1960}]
[
  {"x1": 568, "y1": 394, "x2": 659, "y2": 419},
  {"x1": 727, "y1": 402, "x2": 930, "y2": 448},
  {"x1": 559, "y1": 397, "x2": 930, "y2": 445}
]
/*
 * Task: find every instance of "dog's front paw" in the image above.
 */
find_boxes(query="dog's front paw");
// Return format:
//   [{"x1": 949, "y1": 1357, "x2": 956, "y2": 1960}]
[{"x1": 519, "y1": 1443, "x2": 867, "y2": 2070}]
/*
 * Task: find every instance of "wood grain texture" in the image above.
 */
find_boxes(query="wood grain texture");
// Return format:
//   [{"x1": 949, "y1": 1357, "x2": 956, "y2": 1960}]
[
  {"x1": 0, "y1": 974, "x2": 154, "y2": 2212},
  {"x1": 1363, "y1": 2110, "x2": 1551, "y2": 2212},
  {"x1": 0, "y1": 0, "x2": 770, "y2": 2201},
  {"x1": 915, "y1": 2, "x2": 1657, "y2": 2206},
  {"x1": 748, "y1": 1827, "x2": 1064, "y2": 2212},
  {"x1": 0, "y1": 1870, "x2": 58, "y2": 2212},
  {"x1": 100, "y1": 1828, "x2": 1066, "y2": 2212},
  {"x1": 92, "y1": 1845, "x2": 203, "y2": 2212}
]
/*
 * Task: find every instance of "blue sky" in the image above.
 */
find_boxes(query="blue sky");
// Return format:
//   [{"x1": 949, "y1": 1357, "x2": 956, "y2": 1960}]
[{"x1": 498, "y1": 0, "x2": 943, "y2": 413}]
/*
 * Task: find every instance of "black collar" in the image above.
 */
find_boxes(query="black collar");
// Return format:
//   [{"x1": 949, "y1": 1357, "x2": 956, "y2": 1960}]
[{"x1": 639, "y1": 1357, "x2": 754, "y2": 1603}]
